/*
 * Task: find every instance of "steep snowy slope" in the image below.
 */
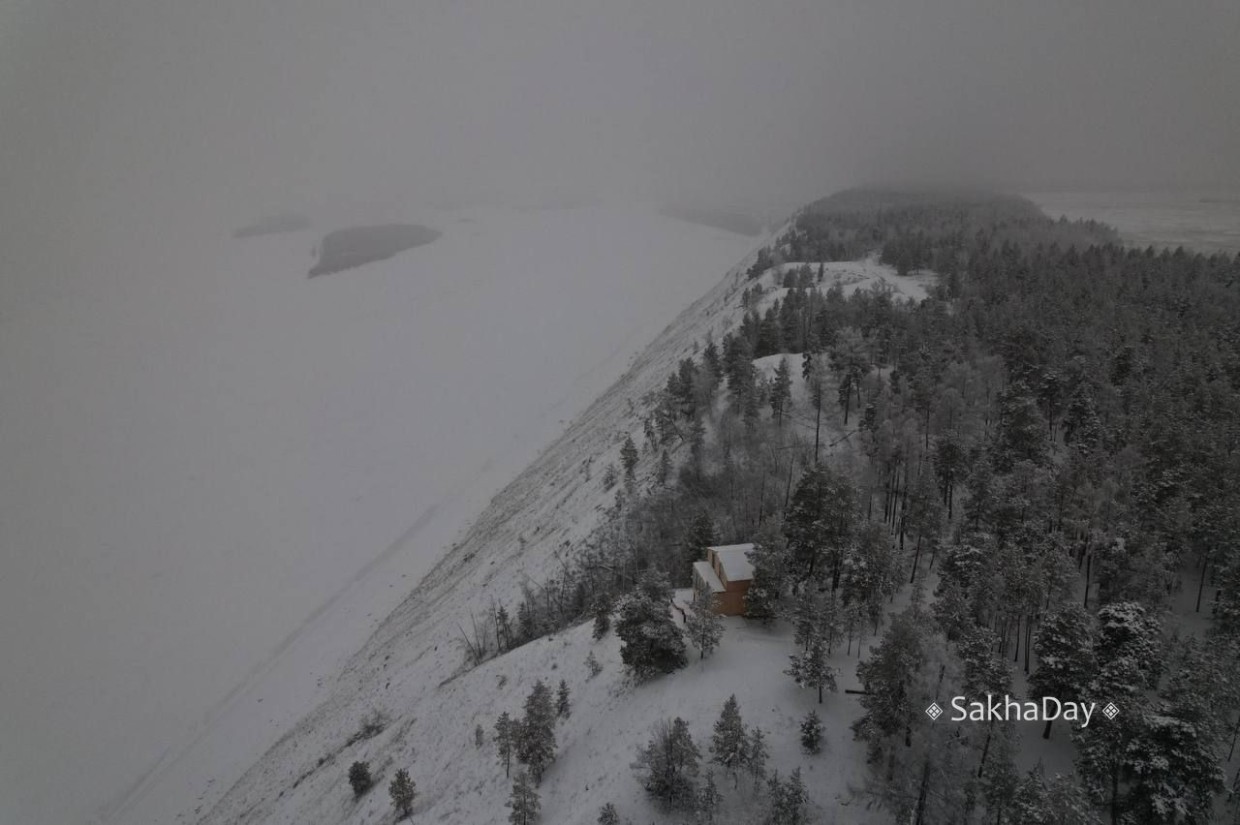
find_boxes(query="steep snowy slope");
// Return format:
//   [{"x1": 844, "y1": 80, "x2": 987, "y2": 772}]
[
  {"x1": 192, "y1": 249, "x2": 934, "y2": 824},
  {"x1": 0, "y1": 204, "x2": 758, "y2": 825}
]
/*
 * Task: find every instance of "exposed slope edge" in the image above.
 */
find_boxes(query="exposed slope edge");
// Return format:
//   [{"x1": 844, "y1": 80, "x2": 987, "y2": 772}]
[{"x1": 199, "y1": 238, "x2": 769, "y2": 824}]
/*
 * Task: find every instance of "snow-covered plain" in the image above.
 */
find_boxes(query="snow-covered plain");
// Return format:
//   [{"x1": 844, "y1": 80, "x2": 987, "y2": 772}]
[{"x1": 0, "y1": 203, "x2": 760, "y2": 825}]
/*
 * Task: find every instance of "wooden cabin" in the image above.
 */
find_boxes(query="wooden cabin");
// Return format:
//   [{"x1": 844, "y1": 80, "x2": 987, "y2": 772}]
[{"x1": 691, "y1": 543, "x2": 755, "y2": 616}]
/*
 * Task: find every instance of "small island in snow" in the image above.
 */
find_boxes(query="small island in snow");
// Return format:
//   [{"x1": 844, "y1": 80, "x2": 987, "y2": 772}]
[{"x1": 308, "y1": 224, "x2": 441, "y2": 277}]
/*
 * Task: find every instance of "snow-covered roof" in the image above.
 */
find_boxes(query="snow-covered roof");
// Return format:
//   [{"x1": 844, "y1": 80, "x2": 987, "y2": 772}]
[
  {"x1": 693, "y1": 560, "x2": 725, "y2": 593},
  {"x1": 711, "y1": 544, "x2": 755, "y2": 583}
]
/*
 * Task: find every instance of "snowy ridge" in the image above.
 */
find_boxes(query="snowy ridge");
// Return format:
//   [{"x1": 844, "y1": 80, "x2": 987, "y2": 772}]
[{"x1": 196, "y1": 235, "x2": 773, "y2": 825}]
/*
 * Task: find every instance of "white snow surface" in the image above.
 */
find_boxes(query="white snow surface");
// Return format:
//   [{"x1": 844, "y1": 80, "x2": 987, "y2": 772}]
[
  {"x1": 0, "y1": 203, "x2": 761, "y2": 825},
  {"x1": 711, "y1": 544, "x2": 755, "y2": 583}
]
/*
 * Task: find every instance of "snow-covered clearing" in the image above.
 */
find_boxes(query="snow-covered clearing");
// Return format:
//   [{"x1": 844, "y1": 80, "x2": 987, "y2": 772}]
[
  {"x1": 756, "y1": 259, "x2": 935, "y2": 305},
  {"x1": 0, "y1": 203, "x2": 759, "y2": 825}
]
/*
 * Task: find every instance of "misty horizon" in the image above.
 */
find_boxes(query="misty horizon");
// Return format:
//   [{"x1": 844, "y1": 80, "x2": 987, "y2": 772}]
[{"x1": 3, "y1": 2, "x2": 1239, "y2": 824}]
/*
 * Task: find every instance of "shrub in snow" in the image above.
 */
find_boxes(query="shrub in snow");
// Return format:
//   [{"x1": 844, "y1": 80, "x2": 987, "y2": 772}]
[
  {"x1": 347, "y1": 761, "x2": 372, "y2": 798},
  {"x1": 597, "y1": 802, "x2": 620, "y2": 824},
  {"x1": 585, "y1": 650, "x2": 603, "y2": 678},
  {"x1": 556, "y1": 680, "x2": 571, "y2": 719}
]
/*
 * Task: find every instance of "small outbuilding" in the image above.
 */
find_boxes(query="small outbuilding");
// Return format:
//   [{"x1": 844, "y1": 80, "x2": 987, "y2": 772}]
[{"x1": 691, "y1": 543, "x2": 755, "y2": 616}]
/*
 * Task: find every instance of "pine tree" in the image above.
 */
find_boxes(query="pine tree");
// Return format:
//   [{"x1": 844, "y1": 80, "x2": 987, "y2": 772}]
[
  {"x1": 585, "y1": 650, "x2": 602, "y2": 678},
  {"x1": 496, "y1": 605, "x2": 514, "y2": 651},
  {"x1": 696, "y1": 771, "x2": 722, "y2": 824},
  {"x1": 784, "y1": 465, "x2": 856, "y2": 587},
  {"x1": 347, "y1": 761, "x2": 372, "y2": 798},
  {"x1": 851, "y1": 607, "x2": 926, "y2": 760},
  {"x1": 592, "y1": 597, "x2": 612, "y2": 640},
  {"x1": 507, "y1": 772, "x2": 540, "y2": 825},
  {"x1": 1009, "y1": 768, "x2": 1100, "y2": 825},
  {"x1": 770, "y1": 357, "x2": 792, "y2": 427},
  {"x1": 744, "y1": 540, "x2": 788, "y2": 621},
  {"x1": 800, "y1": 710, "x2": 824, "y2": 754},
  {"x1": 657, "y1": 450, "x2": 672, "y2": 486},
  {"x1": 495, "y1": 711, "x2": 515, "y2": 777},
  {"x1": 615, "y1": 571, "x2": 687, "y2": 680},
  {"x1": 517, "y1": 681, "x2": 557, "y2": 784},
  {"x1": 388, "y1": 768, "x2": 416, "y2": 820},
  {"x1": 685, "y1": 590, "x2": 723, "y2": 659},
  {"x1": 682, "y1": 511, "x2": 717, "y2": 575},
  {"x1": 1029, "y1": 605, "x2": 1094, "y2": 739},
  {"x1": 597, "y1": 802, "x2": 620, "y2": 825},
  {"x1": 746, "y1": 727, "x2": 769, "y2": 789},
  {"x1": 709, "y1": 696, "x2": 748, "y2": 786},
  {"x1": 764, "y1": 768, "x2": 808, "y2": 825},
  {"x1": 556, "y1": 680, "x2": 571, "y2": 719},
  {"x1": 621, "y1": 435, "x2": 639, "y2": 481},
  {"x1": 633, "y1": 717, "x2": 700, "y2": 810},
  {"x1": 786, "y1": 627, "x2": 836, "y2": 704}
]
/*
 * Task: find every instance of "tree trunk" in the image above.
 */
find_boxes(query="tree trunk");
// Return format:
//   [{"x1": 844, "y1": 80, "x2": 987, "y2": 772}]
[{"x1": 1196, "y1": 555, "x2": 1210, "y2": 613}]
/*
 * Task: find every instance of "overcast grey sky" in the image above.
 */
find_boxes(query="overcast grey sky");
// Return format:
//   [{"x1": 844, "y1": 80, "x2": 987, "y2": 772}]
[
  {"x1": 1, "y1": 2, "x2": 1238, "y2": 823},
  {"x1": 3, "y1": 0, "x2": 1239, "y2": 259}
]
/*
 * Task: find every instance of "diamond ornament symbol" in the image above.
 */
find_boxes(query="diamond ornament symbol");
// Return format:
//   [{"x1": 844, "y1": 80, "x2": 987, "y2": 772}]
[
  {"x1": 1102, "y1": 702, "x2": 1119, "y2": 720},
  {"x1": 926, "y1": 702, "x2": 943, "y2": 720}
]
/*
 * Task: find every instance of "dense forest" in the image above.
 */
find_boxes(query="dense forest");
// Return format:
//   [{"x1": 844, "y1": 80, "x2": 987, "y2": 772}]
[{"x1": 470, "y1": 190, "x2": 1240, "y2": 824}]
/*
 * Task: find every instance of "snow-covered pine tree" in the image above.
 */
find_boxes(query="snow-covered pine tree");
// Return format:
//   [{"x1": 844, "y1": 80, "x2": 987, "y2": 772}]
[
  {"x1": 633, "y1": 717, "x2": 700, "y2": 810},
  {"x1": 786, "y1": 628, "x2": 836, "y2": 703},
  {"x1": 615, "y1": 571, "x2": 687, "y2": 680},
  {"x1": 621, "y1": 435, "x2": 639, "y2": 481},
  {"x1": 746, "y1": 726, "x2": 769, "y2": 789},
  {"x1": 597, "y1": 802, "x2": 619, "y2": 825},
  {"x1": 585, "y1": 650, "x2": 602, "y2": 678},
  {"x1": 682, "y1": 511, "x2": 717, "y2": 575},
  {"x1": 507, "y1": 772, "x2": 540, "y2": 825},
  {"x1": 800, "y1": 710, "x2": 823, "y2": 754},
  {"x1": 764, "y1": 768, "x2": 808, "y2": 825},
  {"x1": 957, "y1": 626, "x2": 1011, "y2": 775},
  {"x1": 709, "y1": 695, "x2": 748, "y2": 787},
  {"x1": 696, "y1": 771, "x2": 721, "y2": 824},
  {"x1": 495, "y1": 711, "x2": 515, "y2": 776},
  {"x1": 851, "y1": 606, "x2": 927, "y2": 760},
  {"x1": 556, "y1": 680, "x2": 571, "y2": 719},
  {"x1": 592, "y1": 595, "x2": 612, "y2": 640},
  {"x1": 657, "y1": 450, "x2": 671, "y2": 486},
  {"x1": 388, "y1": 769, "x2": 416, "y2": 820},
  {"x1": 1009, "y1": 767, "x2": 1100, "y2": 825},
  {"x1": 516, "y1": 681, "x2": 557, "y2": 784},
  {"x1": 770, "y1": 357, "x2": 792, "y2": 427},
  {"x1": 744, "y1": 540, "x2": 788, "y2": 621},
  {"x1": 685, "y1": 590, "x2": 723, "y2": 660},
  {"x1": 1029, "y1": 605, "x2": 1094, "y2": 739}
]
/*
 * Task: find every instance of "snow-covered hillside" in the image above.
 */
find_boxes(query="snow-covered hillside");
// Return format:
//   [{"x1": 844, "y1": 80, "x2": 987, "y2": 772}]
[
  {"x1": 0, "y1": 203, "x2": 760, "y2": 825},
  {"x1": 186, "y1": 250, "x2": 933, "y2": 824}
]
